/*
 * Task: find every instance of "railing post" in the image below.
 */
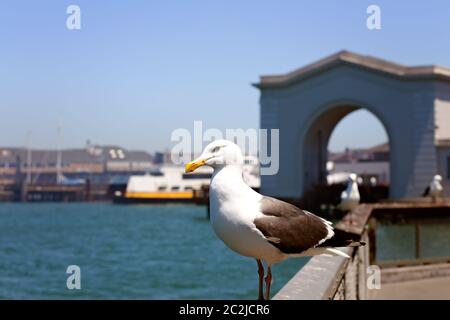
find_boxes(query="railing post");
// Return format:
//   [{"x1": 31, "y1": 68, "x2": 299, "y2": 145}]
[
  {"x1": 368, "y1": 217, "x2": 377, "y2": 264},
  {"x1": 415, "y1": 223, "x2": 421, "y2": 259}
]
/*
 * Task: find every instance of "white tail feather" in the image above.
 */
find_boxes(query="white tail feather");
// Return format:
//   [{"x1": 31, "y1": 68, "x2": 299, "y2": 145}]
[
  {"x1": 289, "y1": 247, "x2": 350, "y2": 258},
  {"x1": 324, "y1": 248, "x2": 350, "y2": 258}
]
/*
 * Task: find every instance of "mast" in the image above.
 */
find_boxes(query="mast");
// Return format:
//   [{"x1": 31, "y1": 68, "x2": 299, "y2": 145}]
[
  {"x1": 56, "y1": 119, "x2": 63, "y2": 184},
  {"x1": 26, "y1": 130, "x2": 32, "y2": 184}
]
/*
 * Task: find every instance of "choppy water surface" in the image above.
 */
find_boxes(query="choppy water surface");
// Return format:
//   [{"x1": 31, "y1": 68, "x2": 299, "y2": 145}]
[{"x1": 0, "y1": 203, "x2": 307, "y2": 299}]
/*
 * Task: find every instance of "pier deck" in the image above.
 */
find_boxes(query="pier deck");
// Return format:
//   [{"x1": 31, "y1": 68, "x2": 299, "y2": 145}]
[{"x1": 370, "y1": 276, "x2": 450, "y2": 300}]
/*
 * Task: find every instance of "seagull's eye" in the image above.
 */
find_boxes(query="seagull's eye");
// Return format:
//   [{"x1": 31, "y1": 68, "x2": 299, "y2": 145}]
[{"x1": 212, "y1": 146, "x2": 221, "y2": 153}]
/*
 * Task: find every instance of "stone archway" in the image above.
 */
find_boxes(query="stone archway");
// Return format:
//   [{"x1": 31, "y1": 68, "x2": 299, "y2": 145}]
[
  {"x1": 300, "y1": 102, "x2": 390, "y2": 194},
  {"x1": 254, "y1": 51, "x2": 450, "y2": 199}
]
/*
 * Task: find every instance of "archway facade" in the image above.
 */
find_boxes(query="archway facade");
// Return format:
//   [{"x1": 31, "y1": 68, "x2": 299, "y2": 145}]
[
  {"x1": 302, "y1": 104, "x2": 389, "y2": 192},
  {"x1": 255, "y1": 51, "x2": 450, "y2": 199}
]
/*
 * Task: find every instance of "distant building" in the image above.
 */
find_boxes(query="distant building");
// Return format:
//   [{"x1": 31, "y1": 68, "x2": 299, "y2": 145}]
[
  {"x1": 0, "y1": 144, "x2": 153, "y2": 186},
  {"x1": 153, "y1": 150, "x2": 178, "y2": 165},
  {"x1": 153, "y1": 152, "x2": 166, "y2": 165},
  {"x1": 328, "y1": 143, "x2": 389, "y2": 184}
]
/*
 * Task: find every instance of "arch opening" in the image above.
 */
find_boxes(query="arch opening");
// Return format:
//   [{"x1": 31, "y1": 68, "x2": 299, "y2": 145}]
[{"x1": 301, "y1": 104, "x2": 391, "y2": 200}]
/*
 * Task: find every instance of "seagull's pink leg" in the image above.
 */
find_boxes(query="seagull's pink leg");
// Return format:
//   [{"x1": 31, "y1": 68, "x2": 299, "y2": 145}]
[
  {"x1": 256, "y1": 259, "x2": 264, "y2": 300},
  {"x1": 264, "y1": 266, "x2": 272, "y2": 300}
]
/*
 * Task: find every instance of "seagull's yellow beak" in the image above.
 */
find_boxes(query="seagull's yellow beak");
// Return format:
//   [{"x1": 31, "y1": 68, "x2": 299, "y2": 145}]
[{"x1": 185, "y1": 158, "x2": 206, "y2": 173}]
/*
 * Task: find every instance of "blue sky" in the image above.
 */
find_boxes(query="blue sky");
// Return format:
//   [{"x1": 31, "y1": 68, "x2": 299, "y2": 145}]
[{"x1": 1, "y1": 0, "x2": 449, "y2": 152}]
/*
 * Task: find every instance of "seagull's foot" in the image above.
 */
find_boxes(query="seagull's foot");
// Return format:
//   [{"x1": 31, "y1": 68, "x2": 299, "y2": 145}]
[
  {"x1": 256, "y1": 259, "x2": 265, "y2": 300},
  {"x1": 264, "y1": 266, "x2": 272, "y2": 300}
]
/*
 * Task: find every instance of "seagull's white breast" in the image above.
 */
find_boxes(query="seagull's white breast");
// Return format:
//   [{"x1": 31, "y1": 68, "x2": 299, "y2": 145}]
[
  {"x1": 208, "y1": 166, "x2": 285, "y2": 264},
  {"x1": 339, "y1": 182, "x2": 360, "y2": 211},
  {"x1": 430, "y1": 180, "x2": 443, "y2": 197}
]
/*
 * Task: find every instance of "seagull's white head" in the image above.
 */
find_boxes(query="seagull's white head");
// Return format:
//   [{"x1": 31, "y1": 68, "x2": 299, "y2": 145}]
[
  {"x1": 185, "y1": 140, "x2": 244, "y2": 173},
  {"x1": 434, "y1": 174, "x2": 442, "y2": 182},
  {"x1": 349, "y1": 173, "x2": 358, "y2": 182}
]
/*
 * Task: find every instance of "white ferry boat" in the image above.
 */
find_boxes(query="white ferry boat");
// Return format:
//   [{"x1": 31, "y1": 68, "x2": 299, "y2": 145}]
[{"x1": 113, "y1": 156, "x2": 260, "y2": 203}]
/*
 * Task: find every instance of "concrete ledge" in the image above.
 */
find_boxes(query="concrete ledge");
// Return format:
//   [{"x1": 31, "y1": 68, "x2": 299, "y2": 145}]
[{"x1": 273, "y1": 248, "x2": 352, "y2": 300}]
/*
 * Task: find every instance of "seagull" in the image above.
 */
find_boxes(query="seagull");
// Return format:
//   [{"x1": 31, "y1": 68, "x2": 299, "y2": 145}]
[
  {"x1": 369, "y1": 176, "x2": 377, "y2": 187},
  {"x1": 422, "y1": 175, "x2": 443, "y2": 202},
  {"x1": 185, "y1": 140, "x2": 365, "y2": 300},
  {"x1": 337, "y1": 173, "x2": 360, "y2": 212}
]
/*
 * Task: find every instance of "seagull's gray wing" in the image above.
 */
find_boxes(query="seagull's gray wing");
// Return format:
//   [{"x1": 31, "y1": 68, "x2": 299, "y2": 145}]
[{"x1": 253, "y1": 196, "x2": 332, "y2": 254}]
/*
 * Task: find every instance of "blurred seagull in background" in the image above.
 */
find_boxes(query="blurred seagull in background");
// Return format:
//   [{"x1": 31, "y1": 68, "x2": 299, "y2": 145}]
[
  {"x1": 422, "y1": 175, "x2": 443, "y2": 203},
  {"x1": 337, "y1": 173, "x2": 360, "y2": 212},
  {"x1": 356, "y1": 176, "x2": 364, "y2": 186},
  {"x1": 185, "y1": 140, "x2": 365, "y2": 300},
  {"x1": 370, "y1": 176, "x2": 377, "y2": 187}
]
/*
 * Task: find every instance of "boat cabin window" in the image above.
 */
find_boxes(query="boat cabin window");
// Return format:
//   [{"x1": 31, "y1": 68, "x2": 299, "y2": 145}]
[
  {"x1": 184, "y1": 186, "x2": 193, "y2": 190},
  {"x1": 182, "y1": 173, "x2": 212, "y2": 179},
  {"x1": 158, "y1": 186, "x2": 167, "y2": 191},
  {"x1": 149, "y1": 168, "x2": 164, "y2": 176},
  {"x1": 171, "y1": 186, "x2": 180, "y2": 191}
]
